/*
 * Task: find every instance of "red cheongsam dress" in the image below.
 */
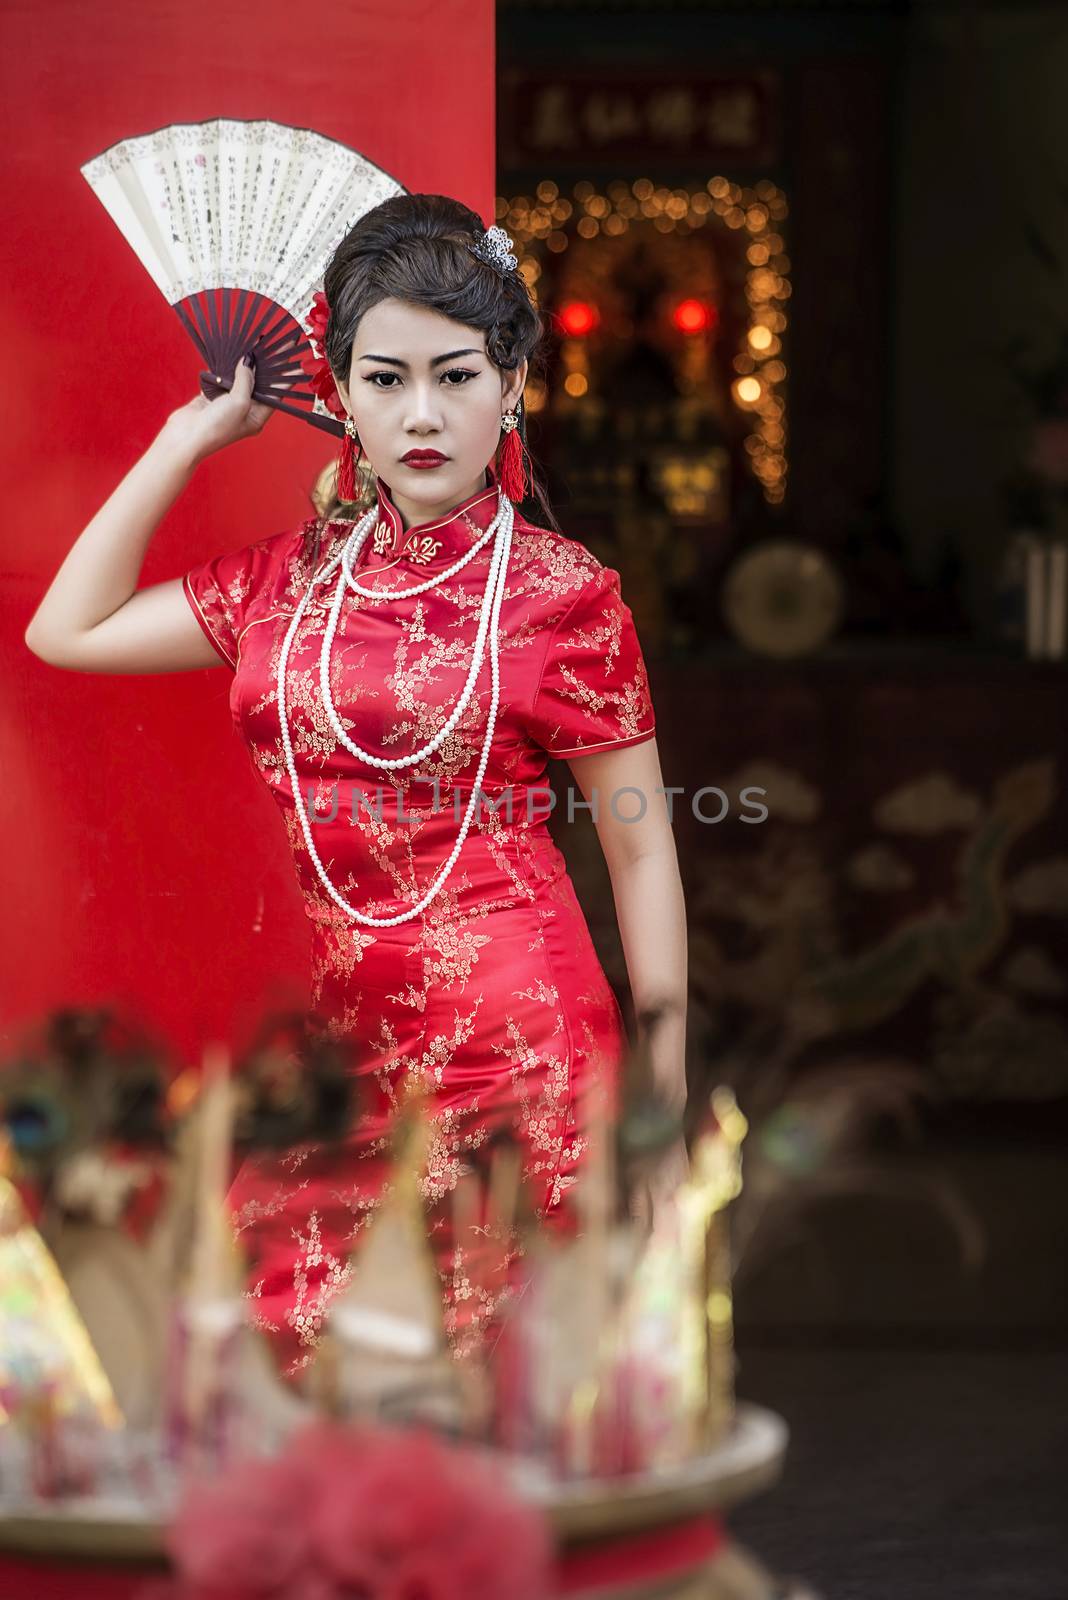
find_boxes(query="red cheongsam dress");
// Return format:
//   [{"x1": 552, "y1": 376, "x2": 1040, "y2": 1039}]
[{"x1": 182, "y1": 468, "x2": 657, "y2": 1376}]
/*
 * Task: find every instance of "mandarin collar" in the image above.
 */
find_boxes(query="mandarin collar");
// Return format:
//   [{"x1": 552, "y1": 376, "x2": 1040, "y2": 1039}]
[{"x1": 358, "y1": 467, "x2": 502, "y2": 572}]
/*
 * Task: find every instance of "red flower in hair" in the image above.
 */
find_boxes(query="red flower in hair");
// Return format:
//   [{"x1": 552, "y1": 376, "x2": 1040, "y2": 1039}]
[
  {"x1": 300, "y1": 289, "x2": 347, "y2": 422},
  {"x1": 306, "y1": 288, "x2": 329, "y2": 348}
]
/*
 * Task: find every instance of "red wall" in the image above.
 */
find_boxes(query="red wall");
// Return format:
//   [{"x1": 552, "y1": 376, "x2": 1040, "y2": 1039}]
[{"x1": 0, "y1": 1, "x2": 495, "y2": 1066}]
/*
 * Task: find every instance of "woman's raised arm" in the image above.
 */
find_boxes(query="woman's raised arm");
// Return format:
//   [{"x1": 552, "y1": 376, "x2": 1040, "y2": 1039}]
[{"x1": 24, "y1": 356, "x2": 272, "y2": 675}]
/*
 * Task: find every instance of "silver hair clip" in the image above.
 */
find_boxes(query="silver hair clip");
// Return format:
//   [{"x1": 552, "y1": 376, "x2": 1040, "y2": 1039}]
[{"x1": 469, "y1": 225, "x2": 519, "y2": 275}]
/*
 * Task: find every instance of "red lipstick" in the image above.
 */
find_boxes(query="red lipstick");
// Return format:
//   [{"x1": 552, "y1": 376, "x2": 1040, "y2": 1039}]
[{"x1": 401, "y1": 448, "x2": 448, "y2": 469}]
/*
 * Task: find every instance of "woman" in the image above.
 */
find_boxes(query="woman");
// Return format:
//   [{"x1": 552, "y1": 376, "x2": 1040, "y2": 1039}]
[{"x1": 24, "y1": 195, "x2": 689, "y2": 1379}]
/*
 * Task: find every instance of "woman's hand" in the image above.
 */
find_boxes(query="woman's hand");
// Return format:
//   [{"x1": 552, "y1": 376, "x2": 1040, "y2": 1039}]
[
  {"x1": 158, "y1": 353, "x2": 274, "y2": 467},
  {"x1": 628, "y1": 1133, "x2": 691, "y2": 1237}
]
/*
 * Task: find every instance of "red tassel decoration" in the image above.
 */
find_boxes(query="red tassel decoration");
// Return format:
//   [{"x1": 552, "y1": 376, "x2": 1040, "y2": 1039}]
[
  {"x1": 337, "y1": 425, "x2": 362, "y2": 503},
  {"x1": 498, "y1": 419, "x2": 529, "y2": 503}
]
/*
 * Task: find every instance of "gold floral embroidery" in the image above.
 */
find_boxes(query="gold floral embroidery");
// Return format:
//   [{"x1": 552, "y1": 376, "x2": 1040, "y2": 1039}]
[
  {"x1": 286, "y1": 1208, "x2": 353, "y2": 1349},
  {"x1": 406, "y1": 534, "x2": 444, "y2": 565},
  {"x1": 563, "y1": 600, "x2": 624, "y2": 674},
  {"x1": 552, "y1": 659, "x2": 652, "y2": 744},
  {"x1": 371, "y1": 521, "x2": 395, "y2": 556}
]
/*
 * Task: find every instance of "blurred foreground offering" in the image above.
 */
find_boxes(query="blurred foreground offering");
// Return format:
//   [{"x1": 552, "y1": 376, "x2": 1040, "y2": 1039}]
[{"x1": 0, "y1": 1002, "x2": 747, "y2": 1506}]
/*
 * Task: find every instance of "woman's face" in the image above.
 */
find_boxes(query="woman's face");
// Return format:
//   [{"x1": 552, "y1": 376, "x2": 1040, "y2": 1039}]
[{"x1": 335, "y1": 298, "x2": 526, "y2": 527}]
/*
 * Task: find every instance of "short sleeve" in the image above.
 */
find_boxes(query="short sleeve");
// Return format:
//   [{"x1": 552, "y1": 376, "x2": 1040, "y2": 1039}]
[
  {"x1": 528, "y1": 565, "x2": 657, "y2": 758},
  {"x1": 182, "y1": 525, "x2": 309, "y2": 670}
]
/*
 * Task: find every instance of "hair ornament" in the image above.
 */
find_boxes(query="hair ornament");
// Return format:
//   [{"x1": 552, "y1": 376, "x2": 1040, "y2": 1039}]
[{"x1": 469, "y1": 224, "x2": 519, "y2": 276}]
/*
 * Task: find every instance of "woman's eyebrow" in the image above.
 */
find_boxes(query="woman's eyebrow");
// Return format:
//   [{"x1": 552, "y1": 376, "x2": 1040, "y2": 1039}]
[{"x1": 357, "y1": 349, "x2": 481, "y2": 368}]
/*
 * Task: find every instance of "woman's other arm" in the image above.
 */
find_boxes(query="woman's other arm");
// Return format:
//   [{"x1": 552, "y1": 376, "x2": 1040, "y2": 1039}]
[
  {"x1": 24, "y1": 358, "x2": 271, "y2": 674},
  {"x1": 566, "y1": 735, "x2": 689, "y2": 1118}
]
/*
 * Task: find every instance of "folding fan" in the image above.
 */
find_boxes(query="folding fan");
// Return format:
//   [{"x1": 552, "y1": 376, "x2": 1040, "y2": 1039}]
[{"x1": 80, "y1": 119, "x2": 407, "y2": 437}]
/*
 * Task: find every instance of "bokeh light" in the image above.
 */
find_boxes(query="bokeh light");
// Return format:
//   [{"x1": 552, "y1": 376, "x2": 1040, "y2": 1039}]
[
  {"x1": 672, "y1": 298, "x2": 717, "y2": 335},
  {"x1": 558, "y1": 300, "x2": 600, "y2": 337}
]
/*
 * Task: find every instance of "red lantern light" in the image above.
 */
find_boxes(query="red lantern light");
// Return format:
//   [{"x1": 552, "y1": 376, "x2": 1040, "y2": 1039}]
[
  {"x1": 558, "y1": 300, "x2": 600, "y2": 337},
  {"x1": 672, "y1": 298, "x2": 717, "y2": 335}
]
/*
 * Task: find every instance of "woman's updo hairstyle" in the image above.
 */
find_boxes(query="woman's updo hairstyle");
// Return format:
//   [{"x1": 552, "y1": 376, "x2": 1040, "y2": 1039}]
[{"x1": 321, "y1": 193, "x2": 555, "y2": 526}]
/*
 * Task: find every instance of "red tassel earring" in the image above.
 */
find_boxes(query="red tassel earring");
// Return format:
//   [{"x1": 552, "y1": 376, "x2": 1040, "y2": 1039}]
[
  {"x1": 498, "y1": 407, "x2": 529, "y2": 503},
  {"x1": 337, "y1": 417, "x2": 363, "y2": 503}
]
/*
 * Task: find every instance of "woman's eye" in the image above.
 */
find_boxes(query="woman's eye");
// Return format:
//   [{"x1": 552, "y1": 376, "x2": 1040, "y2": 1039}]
[{"x1": 363, "y1": 370, "x2": 475, "y2": 388}]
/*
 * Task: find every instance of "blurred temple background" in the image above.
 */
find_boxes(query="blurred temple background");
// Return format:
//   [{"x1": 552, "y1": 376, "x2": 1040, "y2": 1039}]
[{"x1": 503, "y1": 2, "x2": 1068, "y2": 1591}]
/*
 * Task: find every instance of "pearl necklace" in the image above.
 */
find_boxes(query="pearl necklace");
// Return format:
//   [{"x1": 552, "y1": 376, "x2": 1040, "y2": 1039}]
[
  {"x1": 324, "y1": 500, "x2": 509, "y2": 767},
  {"x1": 276, "y1": 494, "x2": 515, "y2": 929}
]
